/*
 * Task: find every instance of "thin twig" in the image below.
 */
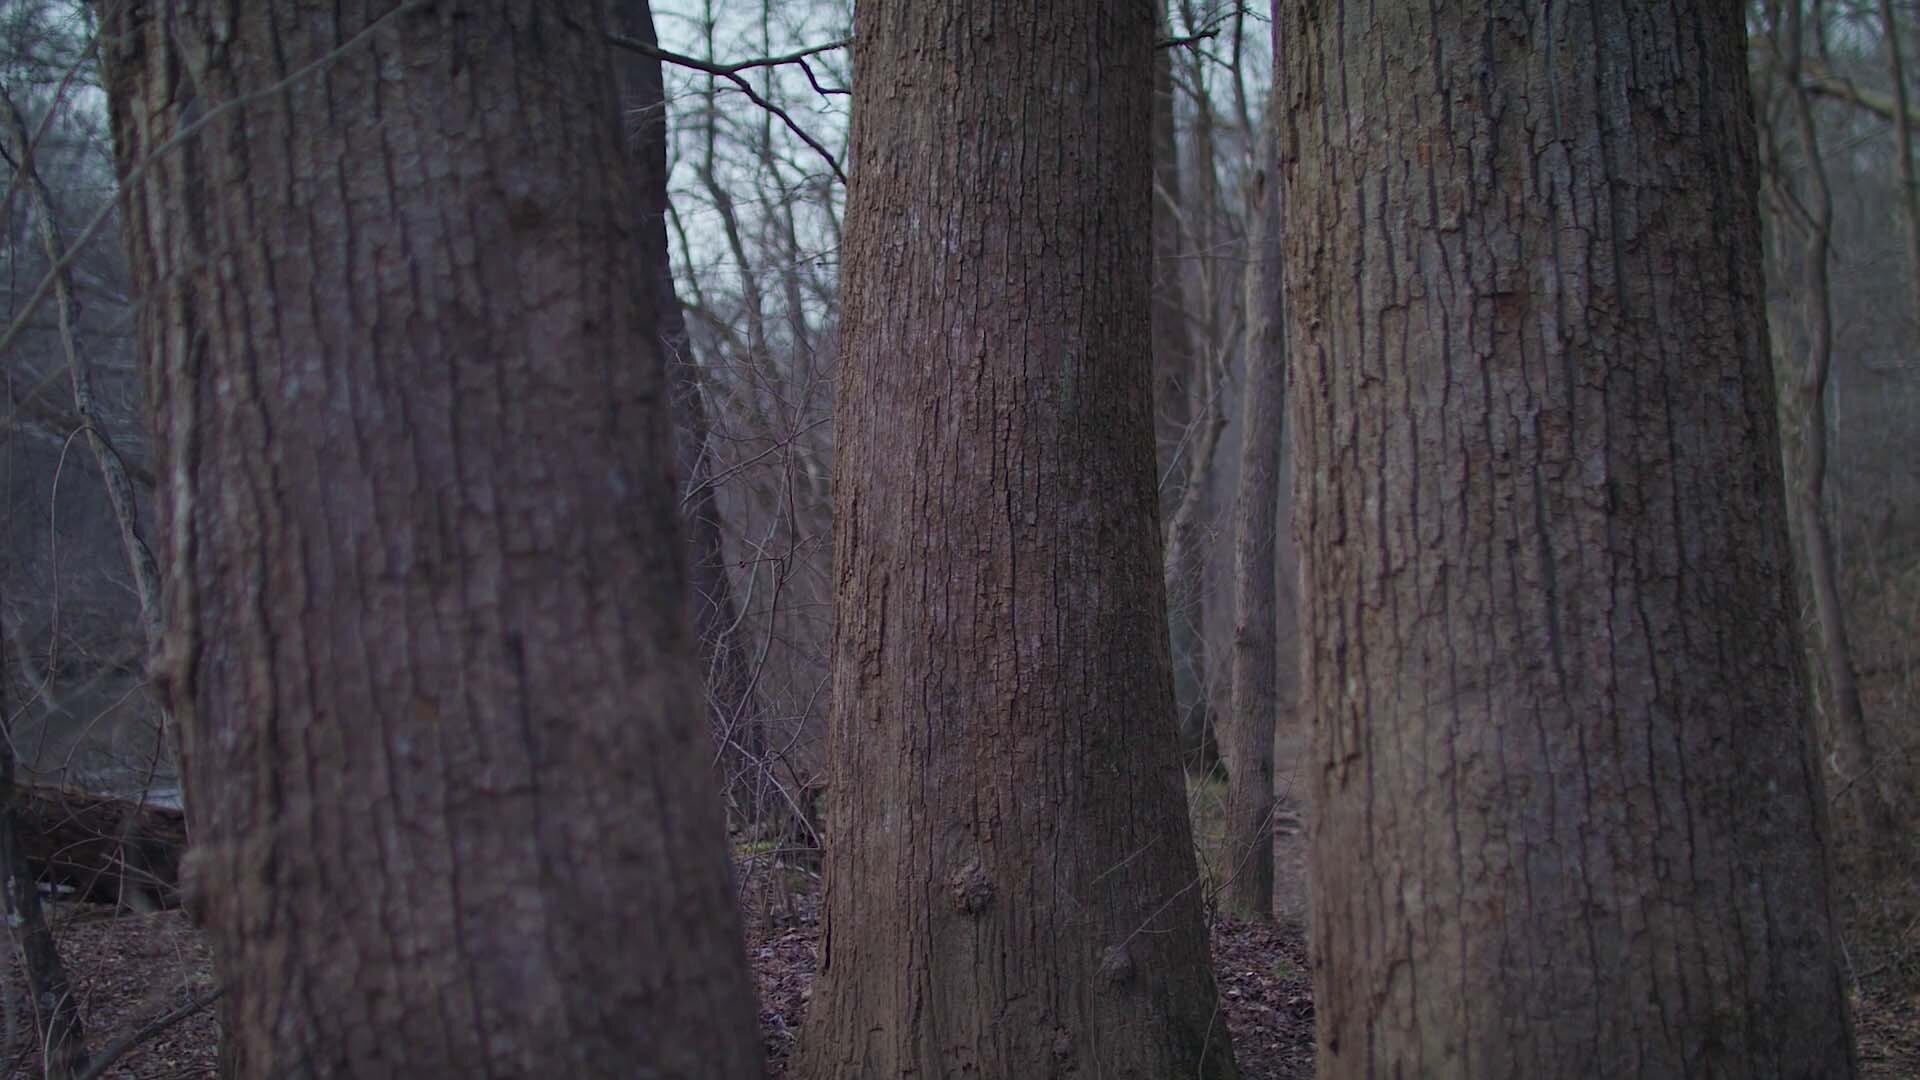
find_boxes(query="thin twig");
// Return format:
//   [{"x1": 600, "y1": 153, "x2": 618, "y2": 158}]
[
  {"x1": 0, "y1": 0, "x2": 432, "y2": 365},
  {"x1": 73, "y1": 985, "x2": 224, "y2": 1080},
  {"x1": 605, "y1": 31, "x2": 848, "y2": 185},
  {"x1": 1158, "y1": 28, "x2": 1222, "y2": 50},
  {"x1": 0, "y1": 29, "x2": 100, "y2": 253},
  {"x1": 1, "y1": 88, "x2": 167, "y2": 650},
  {"x1": 634, "y1": 36, "x2": 848, "y2": 80}
]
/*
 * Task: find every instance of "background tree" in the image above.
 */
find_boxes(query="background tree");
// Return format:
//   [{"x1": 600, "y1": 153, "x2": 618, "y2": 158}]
[
  {"x1": 659, "y1": 0, "x2": 846, "y2": 836},
  {"x1": 1279, "y1": 0, "x2": 1857, "y2": 1074},
  {"x1": 0, "y1": 612, "x2": 85, "y2": 1078},
  {"x1": 1751, "y1": 0, "x2": 1910, "y2": 845},
  {"x1": 795, "y1": 0, "x2": 1237, "y2": 1075},
  {"x1": 1223, "y1": 144, "x2": 1286, "y2": 924},
  {"x1": 1153, "y1": 0, "x2": 1213, "y2": 769},
  {"x1": 96, "y1": 2, "x2": 760, "y2": 1074},
  {"x1": 0, "y1": 0, "x2": 166, "y2": 807},
  {"x1": 1764, "y1": 0, "x2": 1901, "y2": 840},
  {"x1": 612, "y1": 0, "x2": 771, "y2": 829}
]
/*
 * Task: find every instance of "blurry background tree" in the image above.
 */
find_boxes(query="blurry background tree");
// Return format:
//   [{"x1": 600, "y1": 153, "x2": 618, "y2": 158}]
[
  {"x1": 1752, "y1": 0, "x2": 1918, "y2": 843},
  {"x1": 653, "y1": 0, "x2": 847, "y2": 847}
]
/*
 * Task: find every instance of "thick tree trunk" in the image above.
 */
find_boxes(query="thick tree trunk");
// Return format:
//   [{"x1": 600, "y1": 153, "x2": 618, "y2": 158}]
[
  {"x1": 612, "y1": 0, "x2": 767, "y2": 827},
  {"x1": 1223, "y1": 162, "x2": 1285, "y2": 924},
  {"x1": 1279, "y1": 2, "x2": 1858, "y2": 1076},
  {"x1": 796, "y1": 1, "x2": 1236, "y2": 1077},
  {"x1": 98, "y1": 3, "x2": 760, "y2": 1075}
]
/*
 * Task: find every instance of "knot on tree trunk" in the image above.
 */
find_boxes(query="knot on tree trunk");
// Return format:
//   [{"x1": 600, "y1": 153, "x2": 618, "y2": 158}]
[
  {"x1": 948, "y1": 858, "x2": 992, "y2": 915},
  {"x1": 1051, "y1": 1027, "x2": 1076, "y2": 1062}
]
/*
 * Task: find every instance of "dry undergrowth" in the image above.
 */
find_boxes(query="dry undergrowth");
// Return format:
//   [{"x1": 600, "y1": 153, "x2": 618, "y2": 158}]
[{"x1": 1833, "y1": 541, "x2": 1920, "y2": 1078}]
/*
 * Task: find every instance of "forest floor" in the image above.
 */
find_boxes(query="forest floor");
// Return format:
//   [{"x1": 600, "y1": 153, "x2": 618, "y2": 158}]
[
  {"x1": 1833, "y1": 546, "x2": 1920, "y2": 1078},
  {"x1": 6, "y1": 548, "x2": 1919, "y2": 1080},
  {"x1": 0, "y1": 826, "x2": 1912, "y2": 1078},
  {"x1": 742, "y1": 866, "x2": 1316, "y2": 1079},
  {"x1": 0, "y1": 870, "x2": 1317, "y2": 1079}
]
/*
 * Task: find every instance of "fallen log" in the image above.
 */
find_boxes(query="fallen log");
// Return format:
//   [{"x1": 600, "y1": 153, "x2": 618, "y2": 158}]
[{"x1": 12, "y1": 784, "x2": 183, "y2": 912}]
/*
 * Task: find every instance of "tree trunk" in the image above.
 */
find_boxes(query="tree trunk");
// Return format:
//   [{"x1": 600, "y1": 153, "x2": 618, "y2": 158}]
[
  {"x1": 1279, "y1": 2, "x2": 1858, "y2": 1075},
  {"x1": 1776, "y1": 0, "x2": 1901, "y2": 840},
  {"x1": 97, "y1": 3, "x2": 760, "y2": 1075},
  {"x1": 1151, "y1": 2, "x2": 1218, "y2": 771},
  {"x1": 0, "y1": 626, "x2": 88, "y2": 1079},
  {"x1": 1152, "y1": 0, "x2": 1195, "y2": 486},
  {"x1": 612, "y1": 0, "x2": 768, "y2": 828},
  {"x1": 796, "y1": 1, "x2": 1236, "y2": 1076},
  {"x1": 1223, "y1": 159, "x2": 1285, "y2": 924},
  {"x1": 1881, "y1": 0, "x2": 1920, "y2": 334},
  {"x1": 1164, "y1": 356, "x2": 1227, "y2": 773}
]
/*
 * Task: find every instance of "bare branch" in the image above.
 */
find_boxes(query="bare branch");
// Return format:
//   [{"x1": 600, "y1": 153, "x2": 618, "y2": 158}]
[
  {"x1": 1158, "y1": 28, "x2": 1221, "y2": 50},
  {"x1": 0, "y1": 28, "x2": 100, "y2": 255},
  {"x1": 630, "y1": 36, "x2": 849, "y2": 83},
  {"x1": 1802, "y1": 64, "x2": 1920, "y2": 127},
  {"x1": 605, "y1": 31, "x2": 848, "y2": 186},
  {"x1": 0, "y1": 0, "x2": 433, "y2": 365},
  {"x1": 2, "y1": 89, "x2": 167, "y2": 649},
  {"x1": 73, "y1": 986, "x2": 223, "y2": 1080}
]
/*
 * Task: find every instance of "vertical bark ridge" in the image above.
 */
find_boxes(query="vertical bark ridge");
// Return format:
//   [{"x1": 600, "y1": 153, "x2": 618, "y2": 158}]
[
  {"x1": 99, "y1": 3, "x2": 760, "y2": 1075},
  {"x1": 799, "y1": 1, "x2": 1236, "y2": 1076},
  {"x1": 1282, "y1": 2, "x2": 1855, "y2": 1075}
]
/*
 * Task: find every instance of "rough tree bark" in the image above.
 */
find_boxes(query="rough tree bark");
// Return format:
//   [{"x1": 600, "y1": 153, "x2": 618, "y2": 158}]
[
  {"x1": 795, "y1": 0, "x2": 1236, "y2": 1076},
  {"x1": 98, "y1": 3, "x2": 760, "y2": 1075},
  {"x1": 1279, "y1": 1, "x2": 1858, "y2": 1075},
  {"x1": 1223, "y1": 156, "x2": 1285, "y2": 924},
  {"x1": 612, "y1": 0, "x2": 767, "y2": 827}
]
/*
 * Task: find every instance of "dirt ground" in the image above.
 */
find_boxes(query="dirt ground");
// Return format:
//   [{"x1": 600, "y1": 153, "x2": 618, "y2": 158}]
[
  {"x1": 0, "y1": 880, "x2": 1314, "y2": 1080},
  {"x1": 0, "y1": 808, "x2": 1908, "y2": 1079},
  {"x1": 747, "y1": 875, "x2": 1314, "y2": 1080}
]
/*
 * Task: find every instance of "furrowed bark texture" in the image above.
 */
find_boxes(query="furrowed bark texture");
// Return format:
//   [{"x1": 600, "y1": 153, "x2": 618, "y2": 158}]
[
  {"x1": 98, "y1": 3, "x2": 760, "y2": 1075},
  {"x1": 797, "y1": 1, "x2": 1236, "y2": 1077},
  {"x1": 1279, "y1": 2, "x2": 1857, "y2": 1076}
]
